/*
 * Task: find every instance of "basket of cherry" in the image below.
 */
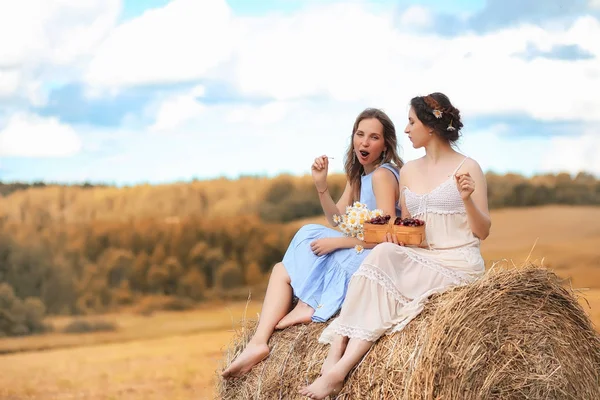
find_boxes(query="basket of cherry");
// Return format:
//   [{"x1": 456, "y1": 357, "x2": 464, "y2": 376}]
[
  {"x1": 363, "y1": 215, "x2": 426, "y2": 246},
  {"x1": 392, "y1": 217, "x2": 426, "y2": 246},
  {"x1": 362, "y1": 215, "x2": 392, "y2": 243}
]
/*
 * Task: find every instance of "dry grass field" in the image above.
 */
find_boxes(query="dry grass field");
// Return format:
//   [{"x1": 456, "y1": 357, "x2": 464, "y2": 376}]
[
  {"x1": 0, "y1": 205, "x2": 598, "y2": 399},
  {"x1": 0, "y1": 303, "x2": 262, "y2": 400}
]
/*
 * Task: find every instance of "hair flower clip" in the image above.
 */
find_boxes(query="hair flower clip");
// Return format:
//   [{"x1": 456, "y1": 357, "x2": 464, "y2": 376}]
[
  {"x1": 447, "y1": 119, "x2": 456, "y2": 131},
  {"x1": 432, "y1": 109, "x2": 443, "y2": 119}
]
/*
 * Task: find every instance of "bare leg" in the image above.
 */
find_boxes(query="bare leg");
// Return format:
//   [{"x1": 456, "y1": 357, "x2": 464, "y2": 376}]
[
  {"x1": 299, "y1": 338, "x2": 373, "y2": 399},
  {"x1": 320, "y1": 334, "x2": 348, "y2": 376},
  {"x1": 222, "y1": 262, "x2": 293, "y2": 379},
  {"x1": 274, "y1": 300, "x2": 315, "y2": 330}
]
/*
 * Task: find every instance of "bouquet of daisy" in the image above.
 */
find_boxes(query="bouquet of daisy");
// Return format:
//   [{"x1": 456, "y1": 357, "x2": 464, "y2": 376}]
[{"x1": 333, "y1": 202, "x2": 385, "y2": 254}]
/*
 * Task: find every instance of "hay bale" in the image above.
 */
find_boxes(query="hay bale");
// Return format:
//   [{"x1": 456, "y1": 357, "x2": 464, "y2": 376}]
[{"x1": 217, "y1": 265, "x2": 600, "y2": 399}]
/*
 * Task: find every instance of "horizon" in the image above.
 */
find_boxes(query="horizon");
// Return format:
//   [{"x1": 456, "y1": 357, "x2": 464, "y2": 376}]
[{"x1": 1, "y1": 167, "x2": 597, "y2": 189}]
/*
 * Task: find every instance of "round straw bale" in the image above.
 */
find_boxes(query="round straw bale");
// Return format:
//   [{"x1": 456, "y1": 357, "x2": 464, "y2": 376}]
[{"x1": 217, "y1": 265, "x2": 600, "y2": 399}]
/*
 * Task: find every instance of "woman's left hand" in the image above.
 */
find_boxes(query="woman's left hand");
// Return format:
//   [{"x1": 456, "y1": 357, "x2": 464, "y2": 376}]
[
  {"x1": 455, "y1": 172, "x2": 475, "y2": 200},
  {"x1": 310, "y1": 238, "x2": 339, "y2": 256}
]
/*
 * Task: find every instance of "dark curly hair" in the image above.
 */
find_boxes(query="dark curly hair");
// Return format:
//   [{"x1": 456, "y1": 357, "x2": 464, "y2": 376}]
[{"x1": 410, "y1": 92, "x2": 463, "y2": 143}]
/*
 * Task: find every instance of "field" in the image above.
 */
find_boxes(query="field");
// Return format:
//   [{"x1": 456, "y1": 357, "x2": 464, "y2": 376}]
[
  {"x1": 1, "y1": 205, "x2": 599, "y2": 399},
  {"x1": 0, "y1": 304, "x2": 262, "y2": 400}
]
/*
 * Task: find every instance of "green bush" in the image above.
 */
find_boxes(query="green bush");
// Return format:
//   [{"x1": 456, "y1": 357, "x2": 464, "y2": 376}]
[
  {"x1": 0, "y1": 283, "x2": 50, "y2": 336},
  {"x1": 62, "y1": 319, "x2": 117, "y2": 334},
  {"x1": 217, "y1": 261, "x2": 244, "y2": 290},
  {"x1": 134, "y1": 295, "x2": 196, "y2": 316}
]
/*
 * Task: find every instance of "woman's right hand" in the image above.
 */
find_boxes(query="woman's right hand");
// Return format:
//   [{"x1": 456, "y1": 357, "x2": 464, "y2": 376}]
[
  {"x1": 311, "y1": 155, "x2": 329, "y2": 192},
  {"x1": 385, "y1": 232, "x2": 405, "y2": 246}
]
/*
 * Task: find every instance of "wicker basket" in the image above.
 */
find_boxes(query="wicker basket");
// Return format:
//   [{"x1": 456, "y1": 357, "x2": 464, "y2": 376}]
[
  {"x1": 363, "y1": 220, "x2": 393, "y2": 243},
  {"x1": 393, "y1": 224, "x2": 426, "y2": 246},
  {"x1": 363, "y1": 219, "x2": 426, "y2": 246}
]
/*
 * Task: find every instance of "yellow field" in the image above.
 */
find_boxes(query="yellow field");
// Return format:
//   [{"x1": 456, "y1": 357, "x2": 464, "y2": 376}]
[
  {"x1": 0, "y1": 304, "x2": 262, "y2": 400},
  {"x1": 0, "y1": 205, "x2": 599, "y2": 399}
]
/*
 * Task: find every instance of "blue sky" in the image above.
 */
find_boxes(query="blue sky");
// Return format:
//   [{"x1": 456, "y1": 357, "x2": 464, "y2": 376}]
[{"x1": 0, "y1": 0, "x2": 599, "y2": 185}]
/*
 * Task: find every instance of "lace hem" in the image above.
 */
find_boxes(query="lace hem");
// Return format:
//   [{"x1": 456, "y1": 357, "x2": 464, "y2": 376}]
[
  {"x1": 331, "y1": 322, "x2": 381, "y2": 342},
  {"x1": 353, "y1": 265, "x2": 411, "y2": 305},
  {"x1": 403, "y1": 249, "x2": 468, "y2": 284}
]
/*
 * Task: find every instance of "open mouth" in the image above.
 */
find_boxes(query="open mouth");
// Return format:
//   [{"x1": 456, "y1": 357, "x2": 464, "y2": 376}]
[{"x1": 359, "y1": 150, "x2": 370, "y2": 158}]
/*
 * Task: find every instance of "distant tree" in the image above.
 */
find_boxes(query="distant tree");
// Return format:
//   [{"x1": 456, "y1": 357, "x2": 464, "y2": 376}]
[
  {"x1": 217, "y1": 260, "x2": 244, "y2": 290},
  {"x1": 0, "y1": 283, "x2": 48, "y2": 336},
  {"x1": 245, "y1": 261, "x2": 263, "y2": 286},
  {"x1": 179, "y1": 269, "x2": 207, "y2": 301},
  {"x1": 150, "y1": 244, "x2": 167, "y2": 266},
  {"x1": 163, "y1": 256, "x2": 184, "y2": 295},
  {"x1": 98, "y1": 248, "x2": 135, "y2": 288},
  {"x1": 131, "y1": 251, "x2": 150, "y2": 292},
  {"x1": 147, "y1": 264, "x2": 169, "y2": 294}
]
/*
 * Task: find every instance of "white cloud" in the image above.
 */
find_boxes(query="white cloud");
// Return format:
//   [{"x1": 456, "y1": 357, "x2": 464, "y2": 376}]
[
  {"x1": 0, "y1": 69, "x2": 21, "y2": 98},
  {"x1": 1, "y1": 0, "x2": 599, "y2": 182},
  {"x1": 0, "y1": 113, "x2": 82, "y2": 157},
  {"x1": 75, "y1": 1, "x2": 600, "y2": 121},
  {"x1": 1, "y1": 1, "x2": 599, "y2": 123},
  {"x1": 0, "y1": 0, "x2": 119, "y2": 102},
  {"x1": 232, "y1": 7, "x2": 600, "y2": 122},
  {"x1": 454, "y1": 125, "x2": 552, "y2": 175},
  {"x1": 541, "y1": 130, "x2": 600, "y2": 175},
  {"x1": 226, "y1": 101, "x2": 290, "y2": 126},
  {"x1": 149, "y1": 89, "x2": 292, "y2": 134},
  {"x1": 150, "y1": 85, "x2": 206, "y2": 132},
  {"x1": 393, "y1": 123, "x2": 560, "y2": 177},
  {"x1": 5, "y1": 101, "x2": 598, "y2": 184},
  {"x1": 398, "y1": 6, "x2": 433, "y2": 29},
  {"x1": 143, "y1": 99, "x2": 587, "y2": 182},
  {"x1": 232, "y1": 3, "x2": 400, "y2": 102},
  {"x1": 85, "y1": 0, "x2": 234, "y2": 91},
  {"x1": 144, "y1": 99, "x2": 368, "y2": 179}
]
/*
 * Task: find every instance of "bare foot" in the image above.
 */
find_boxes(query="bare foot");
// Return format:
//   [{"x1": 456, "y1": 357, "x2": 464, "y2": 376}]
[
  {"x1": 221, "y1": 342, "x2": 270, "y2": 379},
  {"x1": 275, "y1": 301, "x2": 314, "y2": 330},
  {"x1": 298, "y1": 370, "x2": 345, "y2": 399}
]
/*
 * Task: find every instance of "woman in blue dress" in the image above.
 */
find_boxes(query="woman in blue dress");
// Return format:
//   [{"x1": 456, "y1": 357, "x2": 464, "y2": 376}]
[{"x1": 222, "y1": 108, "x2": 403, "y2": 379}]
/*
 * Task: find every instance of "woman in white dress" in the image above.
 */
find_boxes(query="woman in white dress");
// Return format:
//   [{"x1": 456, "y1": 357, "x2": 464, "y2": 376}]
[{"x1": 300, "y1": 92, "x2": 492, "y2": 399}]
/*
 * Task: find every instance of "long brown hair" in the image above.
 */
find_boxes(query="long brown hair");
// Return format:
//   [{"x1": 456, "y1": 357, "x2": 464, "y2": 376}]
[{"x1": 344, "y1": 108, "x2": 404, "y2": 202}]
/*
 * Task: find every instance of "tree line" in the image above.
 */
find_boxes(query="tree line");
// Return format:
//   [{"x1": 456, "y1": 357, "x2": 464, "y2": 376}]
[
  {"x1": 0, "y1": 215, "x2": 296, "y2": 336},
  {"x1": 0, "y1": 171, "x2": 598, "y2": 336}
]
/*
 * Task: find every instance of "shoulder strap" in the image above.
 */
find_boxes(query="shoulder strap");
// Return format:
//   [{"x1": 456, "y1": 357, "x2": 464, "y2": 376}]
[
  {"x1": 451, "y1": 156, "x2": 469, "y2": 176},
  {"x1": 378, "y1": 163, "x2": 400, "y2": 183}
]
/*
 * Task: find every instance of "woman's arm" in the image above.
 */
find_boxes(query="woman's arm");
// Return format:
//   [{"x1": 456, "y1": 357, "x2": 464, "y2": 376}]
[
  {"x1": 317, "y1": 181, "x2": 352, "y2": 227},
  {"x1": 371, "y1": 167, "x2": 400, "y2": 218},
  {"x1": 456, "y1": 160, "x2": 491, "y2": 240},
  {"x1": 383, "y1": 165, "x2": 411, "y2": 245},
  {"x1": 311, "y1": 168, "x2": 399, "y2": 254},
  {"x1": 312, "y1": 155, "x2": 352, "y2": 227},
  {"x1": 328, "y1": 166, "x2": 397, "y2": 227},
  {"x1": 398, "y1": 166, "x2": 410, "y2": 219},
  {"x1": 310, "y1": 236, "x2": 375, "y2": 256}
]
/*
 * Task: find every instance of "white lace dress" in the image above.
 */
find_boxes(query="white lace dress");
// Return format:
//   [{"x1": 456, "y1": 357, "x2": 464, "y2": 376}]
[{"x1": 319, "y1": 159, "x2": 486, "y2": 343}]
